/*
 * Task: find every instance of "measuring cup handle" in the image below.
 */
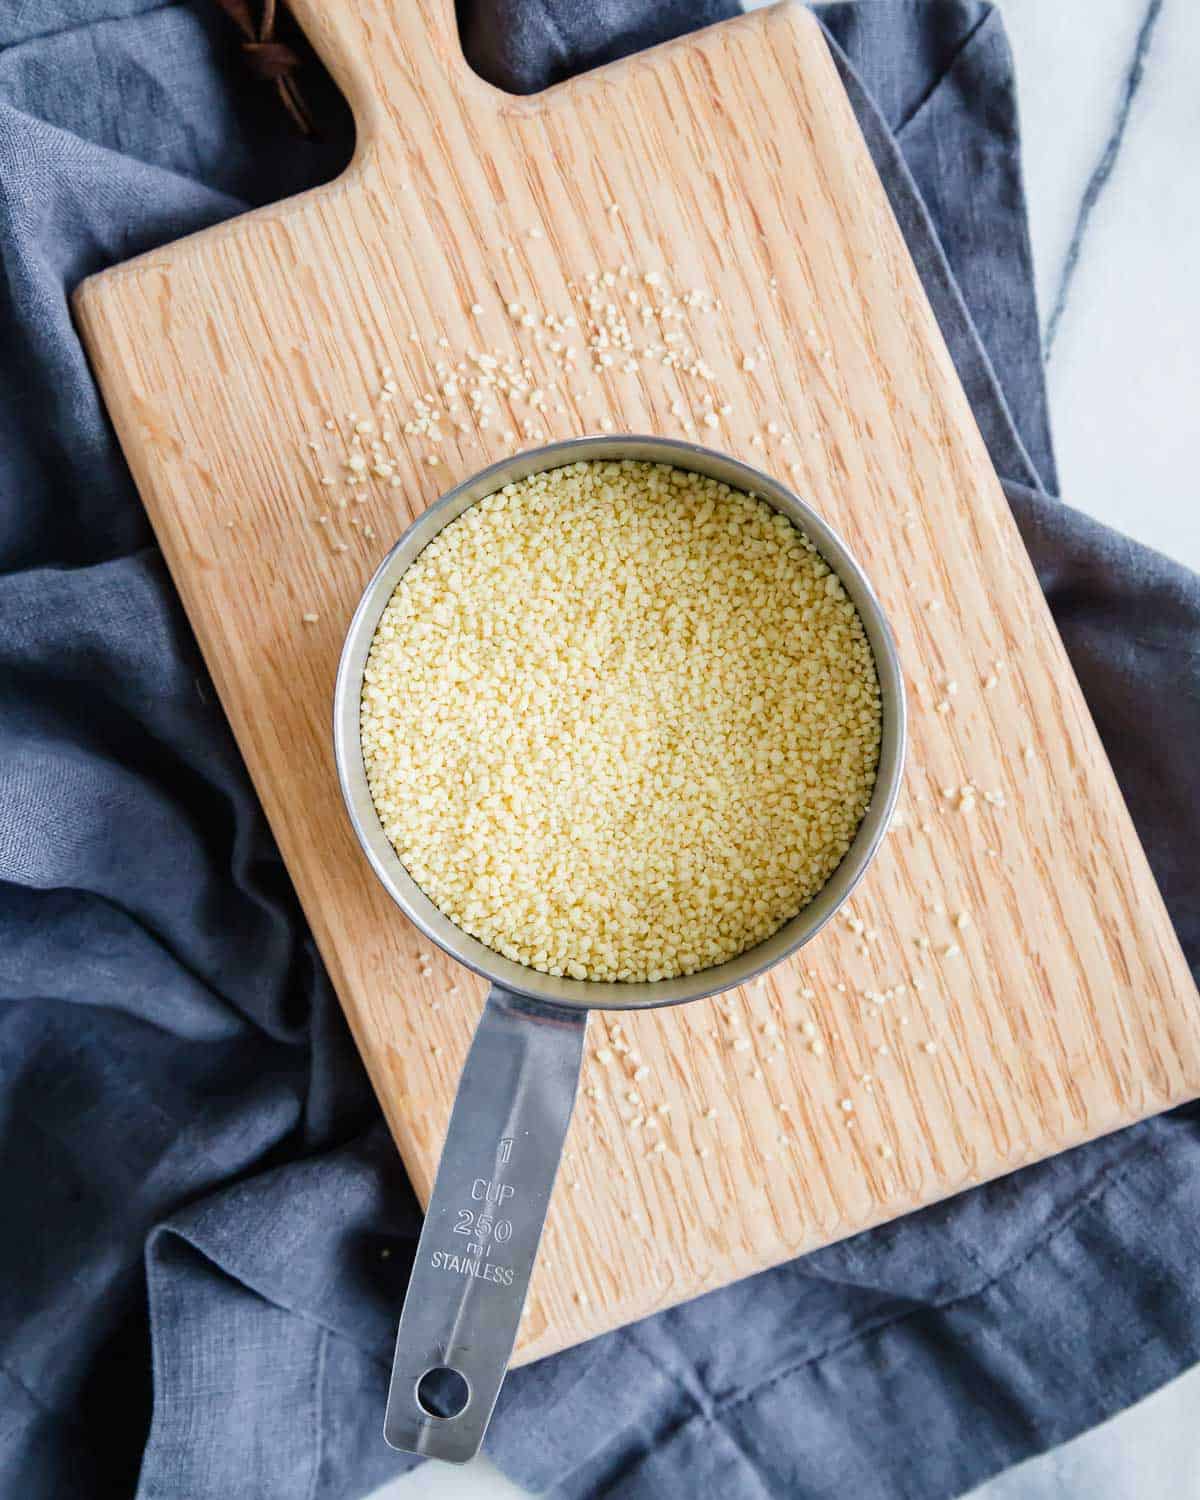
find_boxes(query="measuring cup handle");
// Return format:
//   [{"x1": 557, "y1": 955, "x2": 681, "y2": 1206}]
[{"x1": 383, "y1": 983, "x2": 587, "y2": 1462}]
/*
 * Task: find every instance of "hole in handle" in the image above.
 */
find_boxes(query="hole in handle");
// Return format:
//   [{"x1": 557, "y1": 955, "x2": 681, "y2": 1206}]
[{"x1": 416, "y1": 1365, "x2": 471, "y2": 1419}]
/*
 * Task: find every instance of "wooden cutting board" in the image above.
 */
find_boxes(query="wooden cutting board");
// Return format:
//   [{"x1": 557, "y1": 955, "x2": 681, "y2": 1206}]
[{"x1": 75, "y1": 0, "x2": 1200, "y2": 1364}]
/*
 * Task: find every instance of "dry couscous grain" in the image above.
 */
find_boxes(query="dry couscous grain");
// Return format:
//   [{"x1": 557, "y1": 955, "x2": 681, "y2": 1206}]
[{"x1": 360, "y1": 460, "x2": 881, "y2": 982}]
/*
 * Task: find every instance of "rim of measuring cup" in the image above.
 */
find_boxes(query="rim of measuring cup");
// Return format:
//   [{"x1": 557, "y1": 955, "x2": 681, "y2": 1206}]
[{"x1": 333, "y1": 434, "x2": 906, "y2": 1013}]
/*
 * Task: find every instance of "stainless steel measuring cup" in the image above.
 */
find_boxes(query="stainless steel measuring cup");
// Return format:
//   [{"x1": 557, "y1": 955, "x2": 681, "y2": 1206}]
[{"x1": 333, "y1": 435, "x2": 906, "y2": 1463}]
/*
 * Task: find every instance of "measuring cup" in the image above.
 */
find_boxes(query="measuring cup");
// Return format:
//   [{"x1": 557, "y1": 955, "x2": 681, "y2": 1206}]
[{"x1": 333, "y1": 435, "x2": 906, "y2": 1462}]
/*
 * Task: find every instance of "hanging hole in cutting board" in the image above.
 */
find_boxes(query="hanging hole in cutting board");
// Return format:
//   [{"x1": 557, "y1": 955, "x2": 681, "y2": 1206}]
[{"x1": 416, "y1": 1365, "x2": 471, "y2": 1419}]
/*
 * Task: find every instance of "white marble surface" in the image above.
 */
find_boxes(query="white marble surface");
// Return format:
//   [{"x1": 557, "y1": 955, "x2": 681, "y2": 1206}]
[
  {"x1": 1002, "y1": 0, "x2": 1200, "y2": 573},
  {"x1": 371, "y1": 4, "x2": 1200, "y2": 1494}
]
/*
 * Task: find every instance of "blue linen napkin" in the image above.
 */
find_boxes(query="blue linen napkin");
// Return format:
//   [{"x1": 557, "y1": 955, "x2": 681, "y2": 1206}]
[{"x1": 1, "y1": 3, "x2": 1197, "y2": 1497}]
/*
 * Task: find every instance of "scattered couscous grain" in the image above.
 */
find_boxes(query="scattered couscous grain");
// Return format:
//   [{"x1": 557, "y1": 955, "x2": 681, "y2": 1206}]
[{"x1": 360, "y1": 460, "x2": 881, "y2": 982}]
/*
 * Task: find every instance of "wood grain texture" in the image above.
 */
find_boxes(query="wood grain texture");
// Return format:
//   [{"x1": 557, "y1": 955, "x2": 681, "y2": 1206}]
[{"x1": 74, "y1": 0, "x2": 1200, "y2": 1363}]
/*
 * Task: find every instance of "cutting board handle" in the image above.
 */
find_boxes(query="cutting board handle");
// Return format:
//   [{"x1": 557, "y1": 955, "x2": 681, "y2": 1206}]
[
  {"x1": 358, "y1": 0, "x2": 463, "y2": 73},
  {"x1": 289, "y1": 0, "x2": 502, "y2": 129},
  {"x1": 288, "y1": 0, "x2": 781, "y2": 135}
]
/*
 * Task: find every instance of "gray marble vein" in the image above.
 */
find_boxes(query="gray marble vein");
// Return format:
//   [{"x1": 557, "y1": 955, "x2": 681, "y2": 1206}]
[
  {"x1": 1040, "y1": 0, "x2": 1200, "y2": 570},
  {"x1": 994, "y1": 0, "x2": 1148, "y2": 325},
  {"x1": 1045, "y1": 0, "x2": 1165, "y2": 354}
]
